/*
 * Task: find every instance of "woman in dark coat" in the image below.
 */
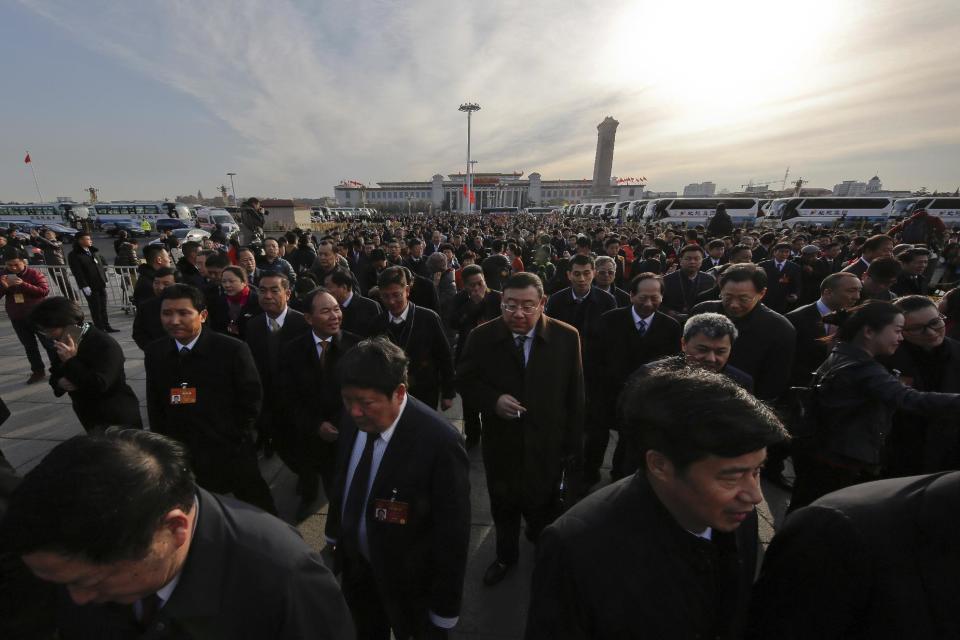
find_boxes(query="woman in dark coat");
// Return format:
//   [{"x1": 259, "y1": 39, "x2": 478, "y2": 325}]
[
  {"x1": 883, "y1": 295, "x2": 960, "y2": 475},
  {"x1": 208, "y1": 265, "x2": 260, "y2": 339},
  {"x1": 29, "y1": 297, "x2": 142, "y2": 433},
  {"x1": 790, "y1": 301, "x2": 960, "y2": 511}
]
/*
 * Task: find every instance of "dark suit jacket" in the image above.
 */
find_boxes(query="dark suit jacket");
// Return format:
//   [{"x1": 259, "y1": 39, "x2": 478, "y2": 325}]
[
  {"x1": 371, "y1": 303, "x2": 455, "y2": 408},
  {"x1": 244, "y1": 309, "x2": 310, "y2": 429},
  {"x1": 598, "y1": 308, "x2": 681, "y2": 424},
  {"x1": 132, "y1": 296, "x2": 167, "y2": 351},
  {"x1": 545, "y1": 286, "x2": 616, "y2": 387},
  {"x1": 145, "y1": 328, "x2": 262, "y2": 486},
  {"x1": 409, "y1": 274, "x2": 440, "y2": 313},
  {"x1": 662, "y1": 271, "x2": 716, "y2": 317},
  {"x1": 596, "y1": 285, "x2": 631, "y2": 308},
  {"x1": 341, "y1": 293, "x2": 381, "y2": 338},
  {"x1": 446, "y1": 289, "x2": 502, "y2": 361},
  {"x1": 326, "y1": 396, "x2": 470, "y2": 629},
  {"x1": 786, "y1": 302, "x2": 830, "y2": 387},
  {"x1": 528, "y1": 473, "x2": 758, "y2": 640},
  {"x1": 758, "y1": 259, "x2": 802, "y2": 314},
  {"x1": 207, "y1": 289, "x2": 261, "y2": 340},
  {"x1": 48, "y1": 325, "x2": 142, "y2": 431},
  {"x1": 841, "y1": 257, "x2": 869, "y2": 278},
  {"x1": 67, "y1": 247, "x2": 107, "y2": 291},
  {"x1": 457, "y1": 315, "x2": 585, "y2": 506},
  {"x1": 748, "y1": 472, "x2": 960, "y2": 640},
  {"x1": 280, "y1": 330, "x2": 360, "y2": 436},
  {"x1": 56, "y1": 488, "x2": 353, "y2": 640},
  {"x1": 891, "y1": 272, "x2": 927, "y2": 296}
]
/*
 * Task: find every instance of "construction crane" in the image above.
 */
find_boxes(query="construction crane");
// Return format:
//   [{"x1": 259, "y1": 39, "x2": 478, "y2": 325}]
[{"x1": 740, "y1": 178, "x2": 781, "y2": 192}]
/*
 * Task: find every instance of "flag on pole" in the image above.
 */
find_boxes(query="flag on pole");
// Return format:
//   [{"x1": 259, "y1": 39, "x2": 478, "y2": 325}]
[
  {"x1": 463, "y1": 182, "x2": 468, "y2": 195},
  {"x1": 469, "y1": 191, "x2": 475, "y2": 204},
  {"x1": 24, "y1": 153, "x2": 31, "y2": 164}
]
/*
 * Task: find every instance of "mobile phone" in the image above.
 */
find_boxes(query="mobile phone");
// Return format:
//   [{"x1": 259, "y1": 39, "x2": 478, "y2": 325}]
[{"x1": 62, "y1": 324, "x2": 83, "y2": 344}]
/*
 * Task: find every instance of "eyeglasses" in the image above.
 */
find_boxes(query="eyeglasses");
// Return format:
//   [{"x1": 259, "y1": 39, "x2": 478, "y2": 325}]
[
  {"x1": 902, "y1": 314, "x2": 946, "y2": 336},
  {"x1": 502, "y1": 303, "x2": 539, "y2": 315}
]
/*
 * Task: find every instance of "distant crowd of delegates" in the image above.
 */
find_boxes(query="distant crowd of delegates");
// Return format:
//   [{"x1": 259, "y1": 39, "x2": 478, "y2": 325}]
[{"x1": 1, "y1": 207, "x2": 960, "y2": 638}]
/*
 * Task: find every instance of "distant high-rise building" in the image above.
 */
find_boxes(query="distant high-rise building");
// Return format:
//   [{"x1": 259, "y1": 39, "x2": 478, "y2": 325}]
[
  {"x1": 833, "y1": 180, "x2": 867, "y2": 196},
  {"x1": 683, "y1": 181, "x2": 717, "y2": 197},
  {"x1": 591, "y1": 117, "x2": 619, "y2": 197}
]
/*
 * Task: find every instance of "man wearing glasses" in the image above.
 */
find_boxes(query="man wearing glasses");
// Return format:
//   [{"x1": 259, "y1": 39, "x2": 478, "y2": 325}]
[{"x1": 456, "y1": 272, "x2": 585, "y2": 588}]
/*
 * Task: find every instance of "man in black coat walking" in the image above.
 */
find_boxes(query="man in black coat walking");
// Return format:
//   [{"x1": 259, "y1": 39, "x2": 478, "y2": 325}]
[
  {"x1": 324, "y1": 267, "x2": 382, "y2": 337},
  {"x1": 597, "y1": 273, "x2": 681, "y2": 480},
  {"x1": 370, "y1": 266, "x2": 455, "y2": 411},
  {"x1": 758, "y1": 242, "x2": 803, "y2": 314},
  {"x1": 280, "y1": 289, "x2": 360, "y2": 520},
  {"x1": 132, "y1": 267, "x2": 177, "y2": 350},
  {"x1": 30, "y1": 297, "x2": 142, "y2": 433},
  {"x1": 662, "y1": 245, "x2": 716, "y2": 321},
  {"x1": 145, "y1": 284, "x2": 277, "y2": 515},
  {"x1": 326, "y1": 338, "x2": 470, "y2": 639},
  {"x1": 1, "y1": 430, "x2": 354, "y2": 640},
  {"x1": 527, "y1": 367, "x2": 787, "y2": 640},
  {"x1": 67, "y1": 232, "x2": 116, "y2": 332}
]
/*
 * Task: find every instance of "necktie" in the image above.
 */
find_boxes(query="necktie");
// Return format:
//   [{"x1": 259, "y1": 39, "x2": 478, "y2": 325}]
[
  {"x1": 137, "y1": 593, "x2": 162, "y2": 629},
  {"x1": 340, "y1": 433, "x2": 379, "y2": 559},
  {"x1": 515, "y1": 335, "x2": 528, "y2": 367},
  {"x1": 637, "y1": 319, "x2": 647, "y2": 337},
  {"x1": 317, "y1": 339, "x2": 328, "y2": 371},
  {"x1": 268, "y1": 317, "x2": 280, "y2": 334},
  {"x1": 778, "y1": 262, "x2": 784, "y2": 272},
  {"x1": 178, "y1": 346, "x2": 191, "y2": 365}
]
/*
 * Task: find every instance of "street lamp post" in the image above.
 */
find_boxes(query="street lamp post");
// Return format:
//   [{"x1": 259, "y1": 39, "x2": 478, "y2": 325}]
[
  {"x1": 458, "y1": 103, "x2": 481, "y2": 213},
  {"x1": 226, "y1": 172, "x2": 238, "y2": 206}
]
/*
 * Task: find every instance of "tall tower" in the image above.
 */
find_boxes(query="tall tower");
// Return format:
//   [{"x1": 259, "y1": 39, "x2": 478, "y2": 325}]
[{"x1": 591, "y1": 116, "x2": 619, "y2": 197}]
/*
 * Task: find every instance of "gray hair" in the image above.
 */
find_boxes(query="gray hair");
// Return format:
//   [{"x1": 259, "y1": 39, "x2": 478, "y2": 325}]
[
  {"x1": 595, "y1": 256, "x2": 616, "y2": 269},
  {"x1": 683, "y1": 312, "x2": 738, "y2": 342}
]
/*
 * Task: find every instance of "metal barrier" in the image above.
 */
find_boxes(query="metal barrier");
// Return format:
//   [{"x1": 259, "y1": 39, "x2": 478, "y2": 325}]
[{"x1": 29, "y1": 265, "x2": 141, "y2": 314}]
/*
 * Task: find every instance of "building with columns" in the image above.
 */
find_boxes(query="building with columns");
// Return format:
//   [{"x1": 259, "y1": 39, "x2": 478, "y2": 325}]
[{"x1": 334, "y1": 171, "x2": 645, "y2": 211}]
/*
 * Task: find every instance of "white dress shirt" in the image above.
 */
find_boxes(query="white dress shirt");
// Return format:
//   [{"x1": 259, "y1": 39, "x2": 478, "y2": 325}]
[
  {"x1": 266, "y1": 306, "x2": 289, "y2": 330},
  {"x1": 630, "y1": 306, "x2": 655, "y2": 332},
  {"x1": 390, "y1": 304, "x2": 411, "y2": 324}
]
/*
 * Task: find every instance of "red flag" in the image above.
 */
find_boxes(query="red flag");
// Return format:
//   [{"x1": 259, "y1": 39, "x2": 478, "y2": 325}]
[
  {"x1": 24, "y1": 153, "x2": 31, "y2": 164},
  {"x1": 462, "y1": 183, "x2": 468, "y2": 195},
  {"x1": 469, "y1": 191, "x2": 475, "y2": 204}
]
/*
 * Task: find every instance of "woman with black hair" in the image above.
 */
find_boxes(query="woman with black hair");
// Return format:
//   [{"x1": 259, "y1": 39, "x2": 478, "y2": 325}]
[
  {"x1": 789, "y1": 300, "x2": 960, "y2": 511},
  {"x1": 207, "y1": 265, "x2": 261, "y2": 338}
]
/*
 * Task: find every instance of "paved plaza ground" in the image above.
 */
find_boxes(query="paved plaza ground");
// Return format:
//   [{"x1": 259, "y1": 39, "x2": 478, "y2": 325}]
[{"x1": 0, "y1": 302, "x2": 790, "y2": 639}]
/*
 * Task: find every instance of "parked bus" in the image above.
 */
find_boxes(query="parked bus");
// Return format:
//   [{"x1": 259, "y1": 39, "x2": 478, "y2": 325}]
[
  {"x1": 643, "y1": 198, "x2": 760, "y2": 227},
  {"x1": 891, "y1": 197, "x2": 960, "y2": 226},
  {"x1": 762, "y1": 197, "x2": 894, "y2": 228},
  {"x1": 92, "y1": 201, "x2": 192, "y2": 224},
  {"x1": 0, "y1": 202, "x2": 91, "y2": 225},
  {"x1": 480, "y1": 207, "x2": 520, "y2": 215}
]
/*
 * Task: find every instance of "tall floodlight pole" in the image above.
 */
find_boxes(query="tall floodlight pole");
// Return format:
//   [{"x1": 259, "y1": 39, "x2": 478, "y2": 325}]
[
  {"x1": 458, "y1": 103, "x2": 480, "y2": 213},
  {"x1": 227, "y1": 172, "x2": 238, "y2": 206}
]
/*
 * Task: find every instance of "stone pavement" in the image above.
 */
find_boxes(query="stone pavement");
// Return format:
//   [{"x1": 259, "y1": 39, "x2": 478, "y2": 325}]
[{"x1": 0, "y1": 307, "x2": 790, "y2": 639}]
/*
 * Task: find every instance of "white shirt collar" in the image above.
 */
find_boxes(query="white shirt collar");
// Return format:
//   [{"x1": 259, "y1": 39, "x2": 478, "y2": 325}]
[
  {"x1": 379, "y1": 393, "x2": 408, "y2": 445},
  {"x1": 512, "y1": 326, "x2": 536, "y2": 340},
  {"x1": 313, "y1": 331, "x2": 333, "y2": 345},
  {"x1": 572, "y1": 288, "x2": 590, "y2": 302},
  {"x1": 689, "y1": 526, "x2": 713, "y2": 541},
  {"x1": 342, "y1": 291, "x2": 354, "y2": 308},
  {"x1": 153, "y1": 495, "x2": 199, "y2": 608},
  {"x1": 175, "y1": 334, "x2": 201, "y2": 351},
  {"x1": 630, "y1": 306, "x2": 655, "y2": 327},
  {"x1": 815, "y1": 298, "x2": 833, "y2": 318},
  {"x1": 390, "y1": 304, "x2": 410, "y2": 324},
  {"x1": 266, "y1": 306, "x2": 289, "y2": 328}
]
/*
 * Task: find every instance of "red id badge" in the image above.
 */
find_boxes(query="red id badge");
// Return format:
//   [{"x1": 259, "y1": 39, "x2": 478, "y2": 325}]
[
  {"x1": 170, "y1": 387, "x2": 197, "y2": 405},
  {"x1": 373, "y1": 499, "x2": 409, "y2": 525}
]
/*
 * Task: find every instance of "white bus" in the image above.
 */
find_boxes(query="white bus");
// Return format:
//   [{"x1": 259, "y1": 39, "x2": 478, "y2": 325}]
[
  {"x1": 763, "y1": 197, "x2": 893, "y2": 228},
  {"x1": 92, "y1": 201, "x2": 192, "y2": 224},
  {"x1": 891, "y1": 197, "x2": 960, "y2": 226},
  {"x1": 0, "y1": 202, "x2": 91, "y2": 225},
  {"x1": 643, "y1": 198, "x2": 760, "y2": 227}
]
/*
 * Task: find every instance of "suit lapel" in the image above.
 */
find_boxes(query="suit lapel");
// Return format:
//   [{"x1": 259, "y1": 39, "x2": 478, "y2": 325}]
[{"x1": 369, "y1": 398, "x2": 419, "y2": 499}]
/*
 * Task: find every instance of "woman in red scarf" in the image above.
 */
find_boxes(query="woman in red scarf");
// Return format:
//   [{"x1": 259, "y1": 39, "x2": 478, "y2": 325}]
[{"x1": 209, "y1": 265, "x2": 261, "y2": 338}]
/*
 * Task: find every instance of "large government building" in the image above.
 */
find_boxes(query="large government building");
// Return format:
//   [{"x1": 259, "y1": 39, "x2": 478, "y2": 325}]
[{"x1": 334, "y1": 172, "x2": 647, "y2": 211}]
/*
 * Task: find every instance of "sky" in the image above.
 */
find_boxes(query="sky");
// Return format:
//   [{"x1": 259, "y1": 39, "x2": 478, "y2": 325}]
[{"x1": 2, "y1": 0, "x2": 959, "y2": 202}]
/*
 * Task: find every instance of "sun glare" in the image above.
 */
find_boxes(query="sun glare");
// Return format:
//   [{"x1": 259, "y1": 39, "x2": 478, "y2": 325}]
[{"x1": 602, "y1": 0, "x2": 853, "y2": 132}]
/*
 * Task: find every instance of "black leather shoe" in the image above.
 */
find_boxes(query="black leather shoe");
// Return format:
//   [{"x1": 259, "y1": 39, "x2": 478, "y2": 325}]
[{"x1": 483, "y1": 560, "x2": 512, "y2": 587}]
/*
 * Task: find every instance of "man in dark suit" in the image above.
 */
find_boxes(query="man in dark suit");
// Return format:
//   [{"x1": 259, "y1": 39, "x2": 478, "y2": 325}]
[
  {"x1": 1, "y1": 430, "x2": 354, "y2": 639},
  {"x1": 795, "y1": 244, "x2": 833, "y2": 305},
  {"x1": 145, "y1": 284, "x2": 277, "y2": 515},
  {"x1": 30, "y1": 296, "x2": 143, "y2": 433},
  {"x1": 281, "y1": 288, "x2": 360, "y2": 520},
  {"x1": 323, "y1": 267, "x2": 382, "y2": 337},
  {"x1": 597, "y1": 273, "x2": 681, "y2": 480},
  {"x1": 132, "y1": 267, "x2": 177, "y2": 350},
  {"x1": 446, "y1": 265, "x2": 502, "y2": 449},
  {"x1": 786, "y1": 272, "x2": 862, "y2": 387},
  {"x1": 748, "y1": 471, "x2": 960, "y2": 639},
  {"x1": 593, "y1": 255, "x2": 631, "y2": 307},
  {"x1": 67, "y1": 232, "x2": 116, "y2": 332},
  {"x1": 402, "y1": 238, "x2": 430, "y2": 278},
  {"x1": 545, "y1": 255, "x2": 615, "y2": 485},
  {"x1": 891, "y1": 247, "x2": 930, "y2": 296},
  {"x1": 458, "y1": 272, "x2": 585, "y2": 587},
  {"x1": 527, "y1": 367, "x2": 788, "y2": 640},
  {"x1": 841, "y1": 233, "x2": 895, "y2": 278},
  {"x1": 758, "y1": 242, "x2": 803, "y2": 314},
  {"x1": 702, "y1": 239, "x2": 728, "y2": 271},
  {"x1": 244, "y1": 272, "x2": 309, "y2": 457},
  {"x1": 132, "y1": 244, "x2": 174, "y2": 308},
  {"x1": 326, "y1": 338, "x2": 470, "y2": 639},
  {"x1": 370, "y1": 266, "x2": 455, "y2": 411},
  {"x1": 661, "y1": 244, "x2": 716, "y2": 320}
]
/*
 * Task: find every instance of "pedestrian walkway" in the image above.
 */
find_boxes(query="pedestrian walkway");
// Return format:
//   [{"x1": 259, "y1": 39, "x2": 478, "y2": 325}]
[{"x1": 0, "y1": 307, "x2": 788, "y2": 639}]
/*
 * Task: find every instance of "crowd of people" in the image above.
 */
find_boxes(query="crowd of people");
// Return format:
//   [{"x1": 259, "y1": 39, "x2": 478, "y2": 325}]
[{"x1": 1, "y1": 201, "x2": 960, "y2": 638}]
